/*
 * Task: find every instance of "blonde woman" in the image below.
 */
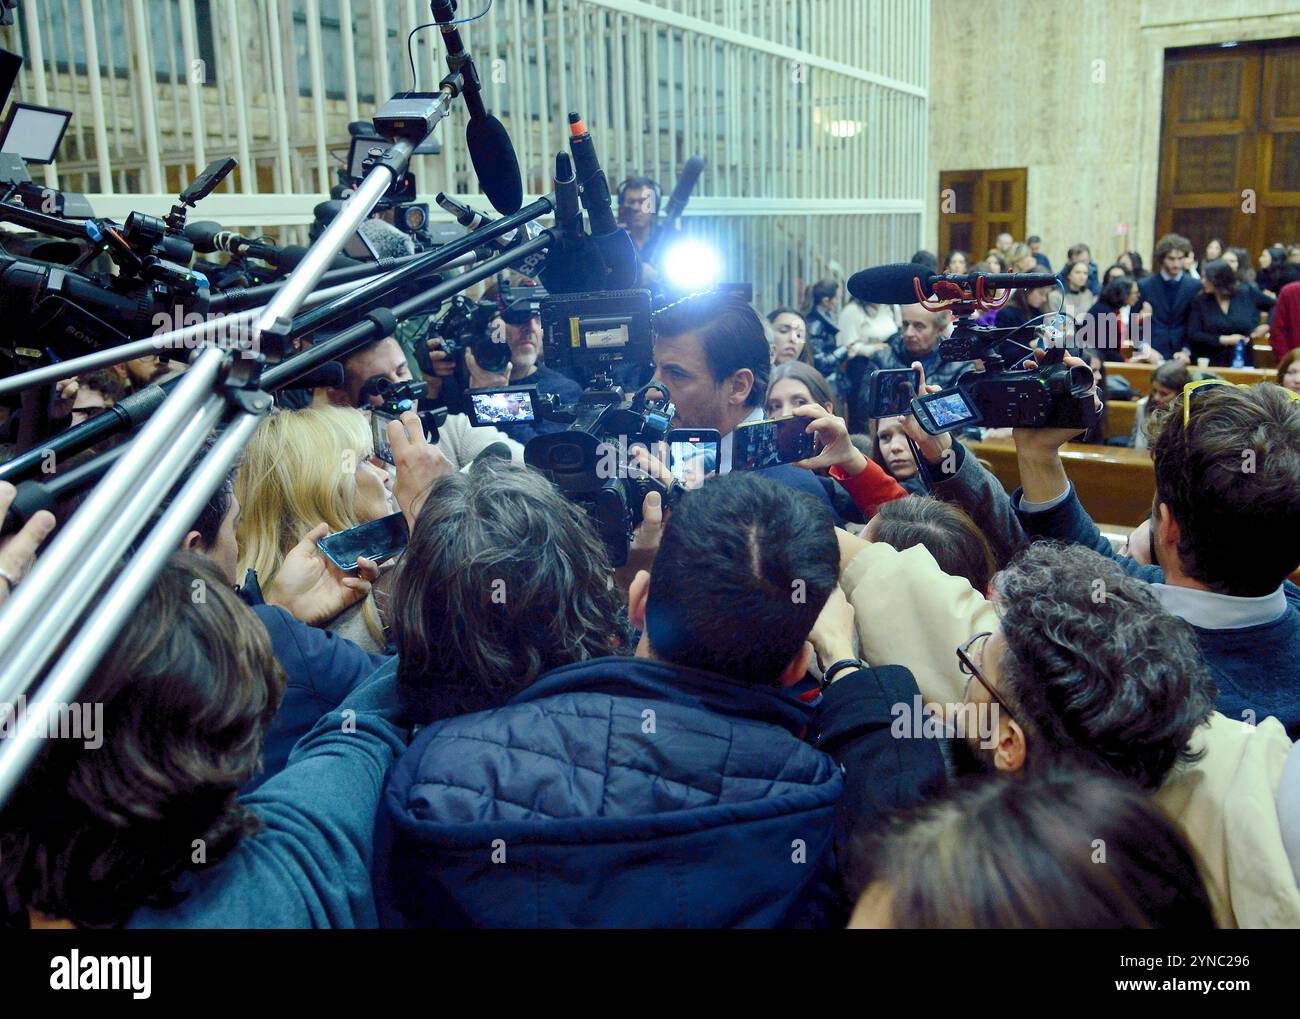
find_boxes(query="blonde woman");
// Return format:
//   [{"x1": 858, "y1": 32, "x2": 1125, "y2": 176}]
[{"x1": 236, "y1": 406, "x2": 396, "y2": 654}]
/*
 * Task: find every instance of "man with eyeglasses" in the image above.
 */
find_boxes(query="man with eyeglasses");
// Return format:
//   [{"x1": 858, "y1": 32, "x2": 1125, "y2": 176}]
[{"x1": 1012, "y1": 373, "x2": 1300, "y2": 739}]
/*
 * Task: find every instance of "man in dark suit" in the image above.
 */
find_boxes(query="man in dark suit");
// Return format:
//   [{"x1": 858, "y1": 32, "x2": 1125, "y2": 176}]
[{"x1": 1139, "y1": 233, "x2": 1202, "y2": 360}]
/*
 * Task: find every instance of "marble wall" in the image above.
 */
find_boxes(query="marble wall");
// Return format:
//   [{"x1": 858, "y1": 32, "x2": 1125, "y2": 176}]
[{"x1": 928, "y1": 0, "x2": 1300, "y2": 265}]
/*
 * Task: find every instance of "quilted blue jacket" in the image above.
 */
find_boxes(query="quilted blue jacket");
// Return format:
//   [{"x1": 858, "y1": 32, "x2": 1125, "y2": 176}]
[{"x1": 374, "y1": 655, "x2": 844, "y2": 928}]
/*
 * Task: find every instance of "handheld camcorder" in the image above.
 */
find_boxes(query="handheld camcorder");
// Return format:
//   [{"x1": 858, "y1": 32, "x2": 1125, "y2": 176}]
[
  {"x1": 358, "y1": 375, "x2": 447, "y2": 465},
  {"x1": 846, "y1": 264, "x2": 1097, "y2": 436}
]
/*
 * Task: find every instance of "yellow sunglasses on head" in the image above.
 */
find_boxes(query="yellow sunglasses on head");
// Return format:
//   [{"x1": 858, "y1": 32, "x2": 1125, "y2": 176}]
[{"x1": 1181, "y1": 377, "x2": 1300, "y2": 426}]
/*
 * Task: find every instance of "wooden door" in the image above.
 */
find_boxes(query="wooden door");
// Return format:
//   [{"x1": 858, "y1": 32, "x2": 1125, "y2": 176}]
[
  {"x1": 938, "y1": 167, "x2": 1027, "y2": 260},
  {"x1": 1156, "y1": 40, "x2": 1300, "y2": 258}
]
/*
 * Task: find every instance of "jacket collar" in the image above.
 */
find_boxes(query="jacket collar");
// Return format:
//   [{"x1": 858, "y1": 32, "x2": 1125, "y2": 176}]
[{"x1": 512, "y1": 656, "x2": 814, "y2": 738}]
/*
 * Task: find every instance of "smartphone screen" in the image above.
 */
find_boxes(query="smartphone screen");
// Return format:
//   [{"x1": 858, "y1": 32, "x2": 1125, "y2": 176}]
[
  {"x1": 666, "y1": 429, "x2": 720, "y2": 490},
  {"x1": 316, "y1": 511, "x2": 409, "y2": 572},
  {"x1": 866, "y1": 366, "x2": 923, "y2": 419},
  {"x1": 731, "y1": 416, "x2": 817, "y2": 472},
  {"x1": 912, "y1": 389, "x2": 981, "y2": 435},
  {"x1": 466, "y1": 386, "x2": 538, "y2": 427}
]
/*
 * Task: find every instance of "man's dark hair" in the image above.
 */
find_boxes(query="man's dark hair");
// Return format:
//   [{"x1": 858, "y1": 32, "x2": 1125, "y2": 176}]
[
  {"x1": 848, "y1": 767, "x2": 1217, "y2": 929},
  {"x1": 0, "y1": 553, "x2": 284, "y2": 928},
  {"x1": 909, "y1": 250, "x2": 938, "y2": 273},
  {"x1": 1067, "y1": 243, "x2": 1091, "y2": 259},
  {"x1": 1026, "y1": 234, "x2": 1042, "y2": 245},
  {"x1": 991, "y1": 543, "x2": 1215, "y2": 790},
  {"x1": 76, "y1": 369, "x2": 129, "y2": 405},
  {"x1": 653, "y1": 292, "x2": 770, "y2": 407},
  {"x1": 645, "y1": 472, "x2": 838, "y2": 684},
  {"x1": 1152, "y1": 382, "x2": 1300, "y2": 596},
  {"x1": 1153, "y1": 233, "x2": 1192, "y2": 263},
  {"x1": 392, "y1": 459, "x2": 631, "y2": 722}
]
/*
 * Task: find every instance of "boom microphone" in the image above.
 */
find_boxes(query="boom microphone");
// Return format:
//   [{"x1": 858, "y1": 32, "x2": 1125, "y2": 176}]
[
  {"x1": 663, "y1": 155, "x2": 705, "y2": 226},
  {"x1": 566, "y1": 112, "x2": 639, "y2": 289},
  {"x1": 430, "y1": 0, "x2": 523, "y2": 215},
  {"x1": 539, "y1": 152, "x2": 607, "y2": 296},
  {"x1": 847, "y1": 263, "x2": 1060, "y2": 304}
]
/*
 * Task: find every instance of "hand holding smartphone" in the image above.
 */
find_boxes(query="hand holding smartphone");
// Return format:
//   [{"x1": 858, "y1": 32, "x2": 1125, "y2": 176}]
[
  {"x1": 316, "y1": 511, "x2": 409, "y2": 572},
  {"x1": 665, "y1": 429, "x2": 720, "y2": 490},
  {"x1": 730, "y1": 416, "x2": 818, "y2": 472}
]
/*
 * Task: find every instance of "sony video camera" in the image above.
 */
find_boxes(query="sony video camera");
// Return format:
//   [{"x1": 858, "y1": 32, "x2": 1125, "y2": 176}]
[{"x1": 906, "y1": 276, "x2": 1099, "y2": 436}]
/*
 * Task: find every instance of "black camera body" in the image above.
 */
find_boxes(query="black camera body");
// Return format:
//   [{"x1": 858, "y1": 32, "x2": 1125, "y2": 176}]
[
  {"x1": 524, "y1": 379, "x2": 675, "y2": 567},
  {"x1": 432, "y1": 294, "x2": 511, "y2": 374},
  {"x1": 517, "y1": 287, "x2": 672, "y2": 565},
  {"x1": 909, "y1": 317, "x2": 1098, "y2": 435}
]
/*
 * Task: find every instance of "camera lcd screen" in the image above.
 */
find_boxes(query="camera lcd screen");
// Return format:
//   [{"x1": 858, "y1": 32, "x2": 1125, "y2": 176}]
[
  {"x1": 916, "y1": 390, "x2": 979, "y2": 431},
  {"x1": 467, "y1": 387, "x2": 538, "y2": 426},
  {"x1": 0, "y1": 103, "x2": 72, "y2": 164},
  {"x1": 583, "y1": 320, "x2": 630, "y2": 349}
]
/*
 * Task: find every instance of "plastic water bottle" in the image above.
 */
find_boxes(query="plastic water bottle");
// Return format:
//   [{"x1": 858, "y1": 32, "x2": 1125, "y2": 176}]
[{"x1": 1232, "y1": 339, "x2": 1246, "y2": 368}]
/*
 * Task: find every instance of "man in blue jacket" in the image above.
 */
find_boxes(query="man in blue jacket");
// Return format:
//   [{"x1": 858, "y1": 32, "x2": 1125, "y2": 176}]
[
  {"x1": 1138, "y1": 233, "x2": 1202, "y2": 359},
  {"x1": 1011, "y1": 375, "x2": 1300, "y2": 737},
  {"x1": 376, "y1": 470, "x2": 940, "y2": 928}
]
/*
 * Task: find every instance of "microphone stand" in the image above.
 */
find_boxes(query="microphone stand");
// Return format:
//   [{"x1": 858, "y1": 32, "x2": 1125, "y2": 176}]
[{"x1": 0, "y1": 83, "x2": 470, "y2": 807}]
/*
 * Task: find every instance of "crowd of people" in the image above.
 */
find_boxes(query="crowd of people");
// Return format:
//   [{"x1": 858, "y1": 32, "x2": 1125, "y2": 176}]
[{"x1": 2, "y1": 226, "x2": 1300, "y2": 930}]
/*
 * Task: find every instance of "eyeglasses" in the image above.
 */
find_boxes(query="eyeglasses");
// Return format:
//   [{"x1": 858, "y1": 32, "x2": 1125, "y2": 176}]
[
  {"x1": 1181, "y1": 377, "x2": 1300, "y2": 426},
  {"x1": 956, "y1": 631, "x2": 1016, "y2": 722}
]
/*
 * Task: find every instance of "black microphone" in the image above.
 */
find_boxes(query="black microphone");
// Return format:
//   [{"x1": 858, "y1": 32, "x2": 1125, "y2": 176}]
[
  {"x1": 847, "y1": 263, "x2": 931, "y2": 304},
  {"x1": 848, "y1": 263, "x2": 1061, "y2": 304},
  {"x1": 663, "y1": 155, "x2": 705, "y2": 227},
  {"x1": 566, "y1": 111, "x2": 639, "y2": 289},
  {"x1": 184, "y1": 221, "x2": 284, "y2": 264},
  {"x1": 539, "y1": 152, "x2": 607, "y2": 295},
  {"x1": 430, "y1": 0, "x2": 523, "y2": 215}
]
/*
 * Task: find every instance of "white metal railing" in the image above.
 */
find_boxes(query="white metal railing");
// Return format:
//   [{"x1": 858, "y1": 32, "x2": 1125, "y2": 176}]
[{"x1": 2, "y1": 0, "x2": 929, "y2": 312}]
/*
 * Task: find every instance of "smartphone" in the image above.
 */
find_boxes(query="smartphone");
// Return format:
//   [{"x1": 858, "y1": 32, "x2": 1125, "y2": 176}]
[
  {"x1": 910, "y1": 389, "x2": 983, "y2": 435},
  {"x1": 665, "y1": 428, "x2": 720, "y2": 490},
  {"x1": 371, "y1": 410, "x2": 396, "y2": 465},
  {"x1": 731, "y1": 416, "x2": 817, "y2": 472},
  {"x1": 465, "y1": 385, "x2": 539, "y2": 427},
  {"x1": 316, "y1": 511, "x2": 409, "y2": 572},
  {"x1": 865, "y1": 366, "x2": 923, "y2": 419}
]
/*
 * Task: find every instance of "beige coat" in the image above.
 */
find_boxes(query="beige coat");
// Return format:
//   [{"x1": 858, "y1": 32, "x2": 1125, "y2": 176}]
[{"x1": 840, "y1": 537, "x2": 1300, "y2": 928}]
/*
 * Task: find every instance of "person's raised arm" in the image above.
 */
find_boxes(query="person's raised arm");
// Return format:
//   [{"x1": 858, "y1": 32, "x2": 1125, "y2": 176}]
[{"x1": 789, "y1": 404, "x2": 906, "y2": 516}]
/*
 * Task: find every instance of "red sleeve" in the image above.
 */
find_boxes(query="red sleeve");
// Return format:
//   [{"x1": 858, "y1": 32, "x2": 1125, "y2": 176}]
[
  {"x1": 1273, "y1": 284, "x2": 1299, "y2": 360},
  {"x1": 829, "y1": 459, "x2": 908, "y2": 516}
]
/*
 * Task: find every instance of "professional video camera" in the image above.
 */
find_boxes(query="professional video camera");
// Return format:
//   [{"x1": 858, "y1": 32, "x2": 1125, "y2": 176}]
[
  {"x1": 429, "y1": 276, "x2": 547, "y2": 381},
  {"x1": 458, "y1": 287, "x2": 666, "y2": 564},
  {"x1": 337, "y1": 124, "x2": 437, "y2": 251},
  {"x1": 0, "y1": 156, "x2": 236, "y2": 379},
  {"x1": 846, "y1": 264, "x2": 1099, "y2": 436}
]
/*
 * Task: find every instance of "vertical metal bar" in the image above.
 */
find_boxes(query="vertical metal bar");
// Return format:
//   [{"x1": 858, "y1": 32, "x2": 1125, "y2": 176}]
[
  {"x1": 509, "y1": 0, "x2": 529, "y2": 193},
  {"x1": 222, "y1": 0, "x2": 254, "y2": 192},
  {"x1": 339, "y1": 0, "x2": 360, "y2": 123},
  {"x1": 128, "y1": 0, "x2": 164, "y2": 192},
  {"x1": 22, "y1": 0, "x2": 57, "y2": 187},
  {"x1": 305, "y1": 0, "x2": 331, "y2": 194},
  {"x1": 555, "y1": 0, "x2": 569, "y2": 157},
  {"x1": 371, "y1": 0, "x2": 391, "y2": 103},
  {"x1": 79, "y1": 0, "x2": 113, "y2": 191},
  {"x1": 264, "y1": 0, "x2": 293, "y2": 195},
  {"x1": 161, "y1": 0, "x2": 184, "y2": 162},
  {"x1": 96, "y1": 0, "x2": 125, "y2": 161},
  {"x1": 531, "y1": 0, "x2": 551, "y2": 170},
  {"x1": 178, "y1": 0, "x2": 207, "y2": 178},
  {"x1": 59, "y1": 0, "x2": 86, "y2": 163}
]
